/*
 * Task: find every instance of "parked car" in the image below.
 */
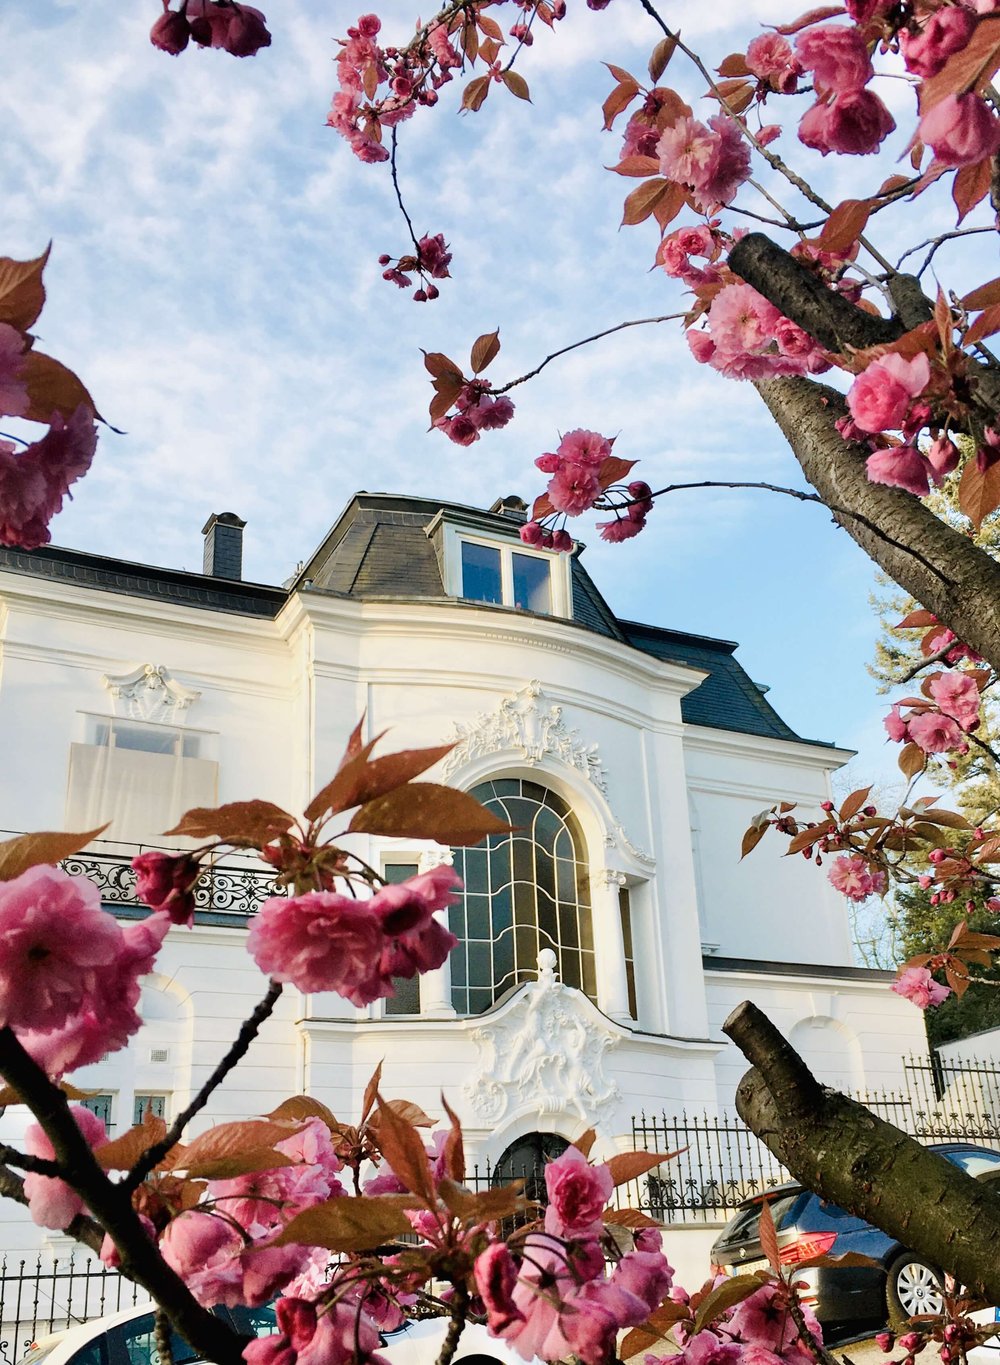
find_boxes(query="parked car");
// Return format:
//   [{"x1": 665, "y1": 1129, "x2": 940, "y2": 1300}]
[
  {"x1": 18, "y1": 1303, "x2": 524, "y2": 1365},
  {"x1": 709, "y1": 1143, "x2": 1000, "y2": 1337}
]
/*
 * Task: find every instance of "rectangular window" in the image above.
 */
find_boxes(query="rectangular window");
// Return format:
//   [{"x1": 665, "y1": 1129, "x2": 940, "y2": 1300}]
[
  {"x1": 133, "y1": 1093, "x2": 168, "y2": 1126},
  {"x1": 619, "y1": 888, "x2": 637, "y2": 1021},
  {"x1": 80, "y1": 1092, "x2": 115, "y2": 1132},
  {"x1": 512, "y1": 552, "x2": 551, "y2": 613},
  {"x1": 383, "y1": 863, "x2": 421, "y2": 1016},
  {"x1": 461, "y1": 541, "x2": 503, "y2": 604}
]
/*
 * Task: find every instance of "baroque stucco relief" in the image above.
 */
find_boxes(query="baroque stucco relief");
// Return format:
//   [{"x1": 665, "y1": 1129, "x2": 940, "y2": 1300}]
[
  {"x1": 463, "y1": 950, "x2": 622, "y2": 1126},
  {"x1": 102, "y1": 664, "x2": 200, "y2": 723}
]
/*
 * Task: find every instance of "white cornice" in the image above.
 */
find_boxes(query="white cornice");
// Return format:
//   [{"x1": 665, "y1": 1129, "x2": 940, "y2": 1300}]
[
  {"x1": 683, "y1": 723, "x2": 854, "y2": 771},
  {"x1": 703, "y1": 964, "x2": 893, "y2": 992}
]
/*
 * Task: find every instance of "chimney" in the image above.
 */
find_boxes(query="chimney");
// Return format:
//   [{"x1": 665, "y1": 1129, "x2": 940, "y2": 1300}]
[
  {"x1": 202, "y1": 512, "x2": 246, "y2": 580},
  {"x1": 490, "y1": 495, "x2": 528, "y2": 521}
]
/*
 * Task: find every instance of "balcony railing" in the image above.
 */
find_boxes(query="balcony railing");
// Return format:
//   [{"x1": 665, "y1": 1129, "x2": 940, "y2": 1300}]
[{"x1": 2, "y1": 831, "x2": 280, "y2": 925}]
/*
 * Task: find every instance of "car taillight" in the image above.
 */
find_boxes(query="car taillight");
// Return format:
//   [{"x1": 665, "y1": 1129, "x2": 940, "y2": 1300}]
[{"x1": 778, "y1": 1232, "x2": 837, "y2": 1265}]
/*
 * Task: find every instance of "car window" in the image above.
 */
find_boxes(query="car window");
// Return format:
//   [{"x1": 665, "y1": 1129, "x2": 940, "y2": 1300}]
[
  {"x1": 228, "y1": 1306, "x2": 279, "y2": 1339},
  {"x1": 117, "y1": 1315, "x2": 202, "y2": 1365},
  {"x1": 946, "y1": 1149, "x2": 1000, "y2": 1178},
  {"x1": 717, "y1": 1192, "x2": 803, "y2": 1244},
  {"x1": 67, "y1": 1341, "x2": 109, "y2": 1365}
]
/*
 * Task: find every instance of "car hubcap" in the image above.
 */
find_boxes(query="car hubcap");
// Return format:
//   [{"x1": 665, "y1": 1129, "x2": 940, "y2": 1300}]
[{"x1": 896, "y1": 1263, "x2": 944, "y2": 1316}]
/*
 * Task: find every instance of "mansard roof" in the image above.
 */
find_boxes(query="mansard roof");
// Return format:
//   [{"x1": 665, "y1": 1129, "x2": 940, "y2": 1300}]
[{"x1": 0, "y1": 490, "x2": 832, "y2": 748}]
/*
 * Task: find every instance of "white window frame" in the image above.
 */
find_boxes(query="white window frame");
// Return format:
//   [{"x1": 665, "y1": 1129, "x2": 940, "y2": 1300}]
[{"x1": 441, "y1": 525, "x2": 572, "y2": 618}]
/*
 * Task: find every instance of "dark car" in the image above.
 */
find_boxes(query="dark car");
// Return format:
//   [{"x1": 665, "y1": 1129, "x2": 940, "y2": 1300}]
[{"x1": 709, "y1": 1142, "x2": 1000, "y2": 1336}]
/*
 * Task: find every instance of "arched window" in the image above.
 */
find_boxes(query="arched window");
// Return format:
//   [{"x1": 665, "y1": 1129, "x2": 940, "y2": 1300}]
[
  {"x1": 491, "y1": 1132, "x2": 570, "y2": 1205},
  {"x1": 450, "y1": 778, "x2": 596, "y2": 1015}
]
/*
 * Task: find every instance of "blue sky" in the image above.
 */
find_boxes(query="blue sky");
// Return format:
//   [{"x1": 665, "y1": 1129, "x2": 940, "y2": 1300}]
[{"x1": 5, "y1": 0, "x2": 992, "y2": 794}]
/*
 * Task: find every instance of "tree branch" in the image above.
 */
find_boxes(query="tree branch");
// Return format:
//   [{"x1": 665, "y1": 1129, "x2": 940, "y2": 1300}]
[
  {"x1": 723, "y1": 1001, "x2": 1000, "y2": 1302},
  {"x1": 750, "y1": 375, "x2": 1000, "y2": 675},
  {"x1": 496, "y1": 315, "x2": 685, "y2": 393}
]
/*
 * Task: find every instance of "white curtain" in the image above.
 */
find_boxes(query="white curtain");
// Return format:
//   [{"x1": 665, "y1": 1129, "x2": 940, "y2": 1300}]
[{"x1": 65, "y1": 742, "x2": 218, "y2": 845}]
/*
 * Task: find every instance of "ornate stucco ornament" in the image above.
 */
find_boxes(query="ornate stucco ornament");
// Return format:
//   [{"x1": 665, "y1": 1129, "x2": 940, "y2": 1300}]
[
  {"x1": 101, "y1": 664, "x2": 200, "y2": 724},
  {"x1": 443, "y1": 680, "x2": 608, "y2": 795},
  {"x1": 463, "y1": 950, "x2": 622, "y2": 1125}
]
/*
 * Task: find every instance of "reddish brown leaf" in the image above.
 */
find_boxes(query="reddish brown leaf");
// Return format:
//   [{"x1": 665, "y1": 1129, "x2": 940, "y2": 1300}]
[
  {"x1": 265, "y1": 1096, "x2": 339, "y2": 1130},
  {"x1": 770, "y1": 5, "x2": 847, "y2": 33},
  {"x1": 305, "y1": 744, "x2": 455, "y2": 822},
  {"x1": 573, "y1": 1127, "x2": 598, "y2": 1157},
  {"x1": 479, "y1": 37, "x2": 501, "y2": 66},
  {"x1": 923, "y1": 16, "x2": 1000, "y2": 110},
  {"x1": 608, "y1": 155, "x2": 662, "y2": 178},
  {"x1": 654, "y1": 88, "x2": 693, "y2": 128},
  {"x1": 621, "y1": 1303, "x2": 690, "y2": 1357},
  {"x1": 477, "y1": 13, "x2": 504, "y2": 39},
  {"x1": 916, "y1": 808, "x2": 970, "y2": 829},
  {"x1": 649, "y1": 35, "x2": 678, "y2": 82},
  {"x1": 440, "y1": 1096, "x2": 465, "y2": 1182},
  {"x1": 470, "y1": 329, "x2": 501, "y2": 374},
  {"x1": 961, "y1": 277, "x2": 1000, "y2": 311},
  {"x1": 621, "y1": 177, "x2": 672, "y2": 227},
  {"x1": 22, "y1": 351, "x2": 98, "y2": 425},
  {"x1": 360, "y1": 1062, "x2": 383, "y2": 1125},
  {"x1": 462, "y1": 75, "x2": 490, "y2": 112},
  {"x1": 0, "y1": 246, "x2": 50, "y2": 331},
  {"x1": 954, "y1": 157, "x2": 993, "y2": 223},
  {"x1": 946, "y1": 964, "x2": 969, "y2": 997},
  {"x1": 373, "y1": 1095, "x2": 436, "y2": 1206},
  {"x1": 959, "y1": 455, "x2": 1000, "y2": 529},
  {"x1": 597, "y1": 454, "x2": 636, "y2": 490},
  {"x1": 605, "y1": 63, "x2": 639, "y2": 84},
  {"x1": 717, "y1": 52, "x2": 751, "y2": 76},
  {"x1": 786, "y1": 819, "x2": 835, "y2": 855},
  {"x1": 896, "y1": 609, "x2": 939, "y2": 628},
  {"x1": 272, "y1": 1194, "x2": 415, "y2": 1251},
  {"x1": 462, "y1": 21, "x2": 478, "y2": 61},
  {"x1": 429, "y1": 380, "x2": 464, "y2": 424},
  {"x1": 438, "y1": 1178, "x2": 528, "y2": 1221},
  {"x1": 605, "y1": 1150, "x2": 679, "y2": 1187},
  {"x1": 0, "y1": 827, "x2": 108, "y2": 881},
  {"x1": 898, "y1": 742, "x2": 927, "y2": 779},
  {"x1": 179, "y1": 1120, "x2": 299, "y2": 1177},
  {"x1": 741, "y1": 823, "x2": 768, "y2": 859},
  {"x1": 839, "y1": 786, "x2": 873, "y2": 822},
  {"x1": 711, "y1": 78, "x2": 754, "y2": 114},
  {"x1": 819, "y1": 199, "x2": 871, "y2": 253},
  {"x1": 368, "y1": 1098, "x2": 436, "y2": 1129},
  {"x1": 94, "y1": 1112, "x2": 168, "y2": 1171},
  {"x1": 501, "y1": 69, "x2": 531, "y2": 101},
  {"x1": 422, "y1": 350, "x2": 464, "y2": 381},
  {"x1": 876, "y1": 174, "x2": 913, "y2": 196},
  {"x1": 603, "y1": 78, "x2": 641, "y2": 130},
  {"x1": 604, "y1": 1207, "x2": 665, "y2": 1228},
  {"x1": 758, "y1": 1197, "x2": 780, "y2": 1272},
  {"x1": 349, "y1": 782, "x2": 513, "y2": 845},
  {"x1": 652, "y1": 181, "x2": 687, "y2": 232},
  {"x1": 966, "y1": 305, "x2": 1000, "y2": 344},
  {"x1": 164, "y1": 799, "x2": 295, "y2": 844},
  {"x1": 694, "y1": 1274, "x2": 768, "y2": 1332},
  {"x1": 532, "y1": 491, "x2": 555, "y2": 520}
]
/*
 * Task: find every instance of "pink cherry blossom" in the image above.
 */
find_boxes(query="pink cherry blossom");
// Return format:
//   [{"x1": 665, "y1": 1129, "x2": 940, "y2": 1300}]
[
  {"x1": 891, "y1": 966, "x2": 951, "y2": 1009},
  {"x1": 902, "y1": 8, "x2": 976, "y2": 77},
  {"x1": 927, "y1": 435, "x2": 961, "y2": 481},
  {"x1": 557, "y1": 429, "x2": 613, "y2": 465},
  {"x1": 847, "y1": 352, "x2": 931, "y2": 434},
  {"x1": 23, "y1": 1105, "x2": 107, "y2": 1229},
  {"x1": 0, "y1": 866, "x2": 125, "y2": 1033},
  {"x1": 907, "y1": 710, "x2": 966, "y2": 753},
  {"x1": 597, "y1": 514, "x2": 644, "y2": 542},
  {"x1": 692, "y1": 283, "x2": 827, "y2": 381},
  {"x1": 927, "y1": 671, "x2": 981, "y2": 730},
  {"x1": 746, "y1": 34, "x2": 801, "y2": 92},
  {"x1": 865, "y1": 446, "x2": 932, "y2": 496},
  {"x1": 543, "y1": 1146, "x2": 613, "y2": 1236},
  {"x1": 547, "y1": 463, "x2": 602, "y2": 516},
  {"x1": 828, "y1": 855, "x2": 886, "y2": 902},
  {"x1": 133, "y1": 851, "x2": 200, "y2": 926},
  {"x1": 160, "y1": 1211, "x2": 244, "y2": 1307},
  {"x1": 798, "y1": 90, "x2": 895, "y2": 155},
  {"x1": 656, "y1": 115, "x2": 750, "y2": 210},
  {"x1": 476, "y1": 1243, "x2": 524, "y2": 1333},
  {"x1": 919, "y1": 92, "x2": 1000, "y2": 167},
  {"x1": 151, "y1": 8, "x2": 191, "y2": 54},
  {"x1": 248, "y1": 891, "x2": 388, "y2": 1003},
  {"x1": 795, "y1": 26, "x2": 873, "y2": 94},
  {"x1": 369, "y1": 864, "x2": 461, "y2": 980},
  {"x1": 884, "y1": 704, "x2": 909, "y2": 742}
]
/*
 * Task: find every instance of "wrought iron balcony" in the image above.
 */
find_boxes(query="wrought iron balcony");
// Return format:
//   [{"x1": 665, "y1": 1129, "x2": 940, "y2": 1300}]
[{"x1": 2, "y1": 831, "x2": 280, "y2": 925}]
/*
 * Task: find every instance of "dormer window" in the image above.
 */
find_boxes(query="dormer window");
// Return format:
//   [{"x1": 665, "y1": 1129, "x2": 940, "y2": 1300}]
[{"x1": 459, "y1": 537, "x2": 556, "y2": 614}]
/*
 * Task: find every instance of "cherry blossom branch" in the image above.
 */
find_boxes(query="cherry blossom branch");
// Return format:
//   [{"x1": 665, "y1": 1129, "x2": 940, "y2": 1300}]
[
  {"x1": 892, "y1": 640, "x2": 968, "y2": 684},
  {"x1": 123, "y1": 979, "x2": 283, "y2": 1191},
  {"x1": 897, "y1": 226, "x2": 998, "y2": 277},
  {"x1": 435, "y1": 1278, "x2": 470, "y2": 1365},
  {"x1": 0, "y1": 1142, "x2": 63, "y2": 1177},
  {"x1": 390, "y1": 129, "x2": 422, "y2": 261},
  {"x1": 494, "y1": 314, "x2": 685, "y2": 393},
  {"x1": 785, "y1": 1286, "x2": 841, "y2": 1365},
  {"x1": 0, "y1": 1027, "x2": 245, "y2": 1365}
]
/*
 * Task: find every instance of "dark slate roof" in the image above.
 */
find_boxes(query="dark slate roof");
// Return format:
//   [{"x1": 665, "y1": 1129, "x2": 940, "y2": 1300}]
[
  {"x1": 620, "y1": 619, "x2": 819, "y2": 744},
  {"x1": 0, "y1": 492, "x2": 832, "y2": 747},
  {"x1": 0, "y1": 545, "x2": 285, "y2": 617}
]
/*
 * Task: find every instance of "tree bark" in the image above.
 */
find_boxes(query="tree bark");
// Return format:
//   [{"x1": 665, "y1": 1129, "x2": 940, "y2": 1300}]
[
  {"x1": 749, "y1": 374, "x2": 1000, "y2": 674},
  {"x1": 724, "y1": 1001, "x2": 1000, "y2": 1302}
]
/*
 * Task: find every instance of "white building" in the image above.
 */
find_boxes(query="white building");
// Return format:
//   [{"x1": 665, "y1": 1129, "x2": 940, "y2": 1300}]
[{"x1": 0, "y1": 492, "x2": 924, "y2": 1264}]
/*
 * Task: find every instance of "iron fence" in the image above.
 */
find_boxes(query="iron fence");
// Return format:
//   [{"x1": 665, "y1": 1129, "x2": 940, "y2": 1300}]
[{"x1": 0, "y1": 1254, "x2": 151, "y2": 1365}]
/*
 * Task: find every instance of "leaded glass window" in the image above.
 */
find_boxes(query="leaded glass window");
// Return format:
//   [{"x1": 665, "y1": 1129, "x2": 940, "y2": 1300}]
[{"x1": 450, "y1": 779, "x2": 596, "y2": 1015}]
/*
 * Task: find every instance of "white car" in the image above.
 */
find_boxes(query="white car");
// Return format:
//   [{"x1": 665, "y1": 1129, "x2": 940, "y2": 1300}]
[{"x1": 17, "y1": 1303, "x2": 525, "y2": 1365}]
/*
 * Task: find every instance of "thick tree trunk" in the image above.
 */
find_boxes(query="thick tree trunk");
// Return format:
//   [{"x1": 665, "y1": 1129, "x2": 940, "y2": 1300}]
[
  {"x1": 724, "y1": 1001, "x2": 1000, "y2": 1302},
  {"x1": 750, "y1": 375, "x2": 1000, "y2": 674}
]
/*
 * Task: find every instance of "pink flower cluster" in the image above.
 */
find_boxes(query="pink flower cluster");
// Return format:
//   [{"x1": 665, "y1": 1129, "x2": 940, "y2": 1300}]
[
  {"x1": 379, "y1": 233, "x2": 452, "y2": 302},
  {"x1": 475, "y1": 1147, "x2": 674, "y2": 1364},
  {"x1": 535, "y1": 429, "x2": 613, "y2": 516},
  {"x1": 0, "y1": 406, "x2": 98, "y2": 550},
  {"x1": 597, "y1": 481, "x2": 653, "y2": 543},
  {"x1": 150, "y1": 1, "x2": 271, "y2": 57},
  {"x1": 891, "y1": 965, "x2": 951, "y2": 1009},
  {"x1": 657, "y1": 115, "x2": 751, "y2": 211},
  {"x1": 883, "y1": 670, "x2": 981, "y2": 755},
  {"x1": 435, "y1": 385, "x2": 515, "y2": 446},
  {"x1": 133, "y1": 851, "x2": 201, "y2": 926},
  {"x1": 745, "y1": 34, "x2": 801, "y2": 94},
  {"x1": 687, "y1": 282, "x2": 829, "y2": 381},
  {"x1": 23, "y1": 1105, "x2": 107, "y2": 1229},
  {"x1": 827, "y1": 854, "x2": 886, "y2": 902},
  {"x1": 657, "y1": 226, "x2": 723, "y2": 288},
  {"x1": 795, "y1": 26, "x2": 895, "y2": 155},
  {"x1": 247, "y1": 864, "x2": 460, "y2": 1004},
  {"x1": 919, "y1": 92, "x2": 1000, "y2": 169},
  {"x1": 841, "y1": 352, "x2": 959, "y2": 497},
  {"x1": 244, "y1": 1296, "x2": 390, "y2": 1365}
]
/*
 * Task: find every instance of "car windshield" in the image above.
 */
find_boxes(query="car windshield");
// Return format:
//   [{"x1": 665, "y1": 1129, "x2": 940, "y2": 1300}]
[
  {"x1": 945, "y1": 1148, "x2": 1000, "y2": 1179},
  {"x1": 19, "y1": 1342, "x2": 69, "y2": 1365}
]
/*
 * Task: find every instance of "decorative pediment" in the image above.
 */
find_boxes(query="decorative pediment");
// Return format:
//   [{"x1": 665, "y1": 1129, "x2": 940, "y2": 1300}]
[
  {"x1": 102, "y1": 664, "x2": 200, "y2": 724},
  {"x1": 463, "y1": 951, "x2": 621, "y2": 1125},
  {"x1": 443, "y1": 680, "x2": 608, "y2": 796}
]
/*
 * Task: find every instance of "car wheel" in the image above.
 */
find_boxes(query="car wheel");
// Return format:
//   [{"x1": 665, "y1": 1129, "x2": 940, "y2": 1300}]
[{"x1": 887, "y1": 1253, "x2": 945, "y2": 1322}]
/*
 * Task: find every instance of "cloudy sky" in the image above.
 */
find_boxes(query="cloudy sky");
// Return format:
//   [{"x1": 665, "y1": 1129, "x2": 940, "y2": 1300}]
[{"x1": 5, "y1": 0, "x2": 991, "y2": 793}]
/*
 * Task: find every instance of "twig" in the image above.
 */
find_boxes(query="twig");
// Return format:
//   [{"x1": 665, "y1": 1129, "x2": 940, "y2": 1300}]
[
  {"x1": 897, "y1": 226, "x2": 997, "y2": 276},
  {"x1": 435, "y1": 1280, "x2": 470, "y2": 1365},
  {"x1": 968, "y1": 731, "x2": 1000, "y2": 767},
  {"x1": 123, "y1": 980, "x2": 283, "y2": 1191},
  {"x1": 390, "y1": 129, "x2": 422, "y2": 260},
  {"x1": 0, "y1": 1143, "x2": 64, "y2": 1177},
  {"x1": 892, "y1": 641, "x2": 966, "y2": 685},
  {"x1": 495, "y1": 314, "x2": 685, "y2": 393},
  {"x1": 786, "y1": 1285, "x2": 841, "y2": 1365}
]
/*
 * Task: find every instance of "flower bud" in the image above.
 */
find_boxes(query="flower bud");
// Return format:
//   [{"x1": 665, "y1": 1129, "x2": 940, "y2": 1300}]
[
  {"x1": 520, "y1": 521, "x2": 544, "y2": 547},
  {"x1": 150, "y1": 8, "x2": 191, "y2": 53}
]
